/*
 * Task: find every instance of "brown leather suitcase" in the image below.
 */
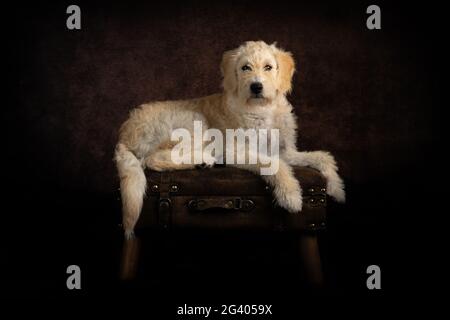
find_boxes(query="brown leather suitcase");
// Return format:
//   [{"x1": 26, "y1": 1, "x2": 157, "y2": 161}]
[
  {"x1": 121, "y1": 165, "x2": 328, "y2": 285},
  {"x1": 137, "y1": 165, "x2": 327, "y2": 232}
]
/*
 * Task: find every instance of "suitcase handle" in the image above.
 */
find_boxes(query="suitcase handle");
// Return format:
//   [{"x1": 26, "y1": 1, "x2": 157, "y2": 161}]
[{"x1": 188, "y1": 197, "x2": 254, "y2": 212}]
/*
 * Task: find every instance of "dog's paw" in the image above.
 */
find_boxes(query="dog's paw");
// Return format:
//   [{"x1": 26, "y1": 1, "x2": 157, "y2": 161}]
[
  {"x1": 314, "y1": 152, "x2": 345, "y2": 203},
  {"x1": 326, "y1": 176, "x2": 346, "y2": 203},
  {"x1": 274, "y1": 183, "x2": 303, "y2": 213},
  {"x1": 195, "y1": 154, "x2": 217, "y2": 169},
  {"x1": 195, "y1": 161, "x2": 215, "y2": 170},
  {"x1": 124, "y1": 229, "x2": 135, "y2": 240},
  {"x1": 283, "y1": 192, "x2": 303, "y2": 213}
]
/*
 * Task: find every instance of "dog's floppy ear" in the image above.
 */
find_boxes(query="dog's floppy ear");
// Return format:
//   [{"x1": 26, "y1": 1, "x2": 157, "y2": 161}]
[
  {"x1": 272, "y1": 45, "x2": 296, "y2": 95},
  {"x1": 220, "y1": 49, "x2": 238, "y2": 94}
]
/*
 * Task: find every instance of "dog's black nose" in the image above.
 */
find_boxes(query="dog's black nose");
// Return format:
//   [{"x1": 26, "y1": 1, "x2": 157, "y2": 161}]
[{"x1": 250, "y1": 82, "x2": 263, "y2": 94}]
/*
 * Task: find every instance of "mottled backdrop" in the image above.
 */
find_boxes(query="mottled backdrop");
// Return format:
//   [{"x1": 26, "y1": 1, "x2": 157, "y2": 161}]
[{"x1": 6, "y1": 0, "x2": 440, "y2": 301}]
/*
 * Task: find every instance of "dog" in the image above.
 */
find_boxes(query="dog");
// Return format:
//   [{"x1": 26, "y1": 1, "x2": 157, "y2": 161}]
[{"x1": 115, "y1": 41, "x2": 345, "y2": 239}]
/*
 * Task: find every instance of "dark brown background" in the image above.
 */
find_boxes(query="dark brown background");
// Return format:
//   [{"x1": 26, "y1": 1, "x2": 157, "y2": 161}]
[{"x1": 5, "y1": 0, "x2": 441, "y2": 307}]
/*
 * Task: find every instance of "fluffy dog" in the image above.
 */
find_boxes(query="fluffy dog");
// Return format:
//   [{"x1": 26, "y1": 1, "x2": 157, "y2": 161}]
[{"x1": 115, "y1": 41, "x2": 345, "y2": 238}]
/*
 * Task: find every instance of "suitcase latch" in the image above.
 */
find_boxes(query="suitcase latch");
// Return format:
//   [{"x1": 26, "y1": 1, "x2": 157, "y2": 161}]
[
  {"x1": 158, "y1": 198, "x2": 171, "y2": 228},
  {"x1": 188, "y1": 198, "x2": 255, "y2": 212}
]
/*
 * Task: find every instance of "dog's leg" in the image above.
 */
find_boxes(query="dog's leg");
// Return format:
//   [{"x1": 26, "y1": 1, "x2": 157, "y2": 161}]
[
  {"x1": 144, "y1": 148, "x2": 198, "y2": 171},
  {"x1": 145, "y1": 135, "x2": 217, "y2": 171},
  {"x1": 283, "y1": 149, "x2": 345, "y2": 203},
  {"x1": 229, "y1": 157, "x2": 303, "y2": 213}
]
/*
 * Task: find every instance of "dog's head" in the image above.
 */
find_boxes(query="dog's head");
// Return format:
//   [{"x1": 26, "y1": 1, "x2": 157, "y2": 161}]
[{"x1": 221, "y1": 41, "x2": 295, "y2": 107}]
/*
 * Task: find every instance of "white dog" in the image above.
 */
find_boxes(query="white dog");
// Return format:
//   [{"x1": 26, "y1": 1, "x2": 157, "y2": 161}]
[{"x1": 115, "y1": 41, "x2": 345, "y2": 238}]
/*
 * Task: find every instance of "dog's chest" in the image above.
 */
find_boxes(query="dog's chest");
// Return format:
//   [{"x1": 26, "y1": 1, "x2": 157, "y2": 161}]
[{"x1": 242, "y1": 112, "x2": 274, "y2": 130}]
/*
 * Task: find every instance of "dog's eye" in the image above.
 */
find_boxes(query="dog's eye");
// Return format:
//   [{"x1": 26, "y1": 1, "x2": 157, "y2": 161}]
[
  {"x1": 264, "y1": 65, "x2": 273, "y2": 71},
  {"x1": 241, "y1": 65, "x2": 252, "y2": 71}
]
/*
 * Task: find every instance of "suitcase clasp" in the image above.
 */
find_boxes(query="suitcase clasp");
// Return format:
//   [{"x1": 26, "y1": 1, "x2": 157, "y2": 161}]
[{"x1": 188, "y1": 197, "x2": 255, "y2": 212}]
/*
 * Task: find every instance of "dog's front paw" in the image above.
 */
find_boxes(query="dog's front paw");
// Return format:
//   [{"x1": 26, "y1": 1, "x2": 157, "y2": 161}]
[
  {"x1": 326, "y1": 175, "x2": 346, "y2": 203},
  {"x1": 195, "y1": 159, "x2": 216, "y2": 169},
  {"x1": 195, "y1": 162, "x2": 211, "y2": 169},
  {"x1": 274, "y1": 182, "x2": 303, "y2": 213},
  {"x1": 313, "y1": 151, "x2": 345, "y2": 203},
  {"x1": 196, "y1": 154, "x2": 217, "y2": 169},
  {"x1": 284, "y1": 191, "x2": 303, "y2": 213},
  {"x1": 124, "y1": 229, "x2": 135, "y2": 240}
]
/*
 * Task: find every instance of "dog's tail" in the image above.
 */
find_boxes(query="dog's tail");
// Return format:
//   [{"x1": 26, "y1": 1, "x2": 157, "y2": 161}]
[{"x1": 114, "y1": 143, "x2": 146, "y2": 239}]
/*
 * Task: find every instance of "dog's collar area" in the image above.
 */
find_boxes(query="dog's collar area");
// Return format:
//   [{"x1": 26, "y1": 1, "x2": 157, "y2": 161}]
[
  {"x1": 244, "y1": 113, "x2": 267, "y2": 120},
  {"x1": 246, "y1": 98, "x2": 271, "y2": 107}
]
